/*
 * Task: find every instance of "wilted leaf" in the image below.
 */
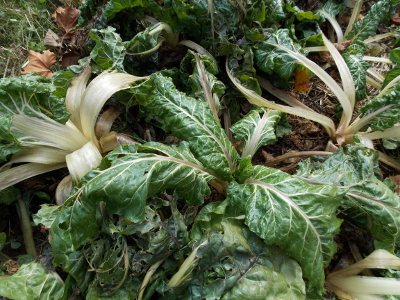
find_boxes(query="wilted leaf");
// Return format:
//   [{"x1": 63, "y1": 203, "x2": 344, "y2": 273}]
[
  {"x1": 43, "y1": 29, "x2": 61, "y2": 48},
  {"x1": 60, "y1": 51, "x2": 80, "y2": 68},
  {"x1": 294, "y1": 68, "x2": 311, "y2": 92},
  {"x1": 21, "y1": 50, "x2": 56, "y2": 78},
  {"x1": 52, "y1": 6, "x2": 79, "y2": 35}
]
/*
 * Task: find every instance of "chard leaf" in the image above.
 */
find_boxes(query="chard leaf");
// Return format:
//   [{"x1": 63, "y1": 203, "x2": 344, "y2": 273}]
[
  {"x1": 0, "y1": 73, "x2": 70, "y2": 123},
  {"x1": 383, "y1": 137, "x2": 400, "y2": 149},
  {"x1": 0, "y1": 261, "x2": 65, "y2": 300},
  {"x1": 0, "y1": 232, "x2": 5, "y2": 251},
  {"x1": 63, "y1": 250, "x2": 95, "y2": 294},
  {"x1": 359, "y1": 81, "x2": 400, "y2": 131},
  {"x1": 263, "y1": 0, "x2": 286, "y2": 26},
  {"x1": 125, "y1": 23, "x2": 161, "y2": 53},
  {"x1": 255, "y1": 29, "x2": 303, "y2": 80},
  {"x1": 89, "y1": 26, "x2": 125, "y2": 72},
  {"x1": 346, "y1": 0, "x2": 400, "y2": 42},
  {"x1": 227, "y1": 165, "x2": 344, "y2": 291},
  {"x1": 72, "y1": 143, "x2": 213, "y2": 223},
  {"x1": 382, "y1": 47, "x2": 400, "y2": 89},
  {"x1": 296, "y1": 143, "x2": 400, "y2": 251},
  {"x1": 319, "y1": 0, "x2": 343, "y2": 19},
  {"x1": 161, "y1": 201, "x2": 306, "y2": 299},
  {"x1": 33, "y1": 204, "x2": 61, "y2": 229},
  {"x1": 133, "y1": 73, "x2": 240, "y2": 180},
  {"x1": 0, "y1": 114, "x2": 21, "y2": 162},
  {"x1": 0, "y1": 186, "x2": 20, "y2": 205},
  {"x1": 342, "y1": 41, "x2": 371, "y2": 101},
  {"x1": 231, "y1": 108, "x2": 291, "y2": 159}
]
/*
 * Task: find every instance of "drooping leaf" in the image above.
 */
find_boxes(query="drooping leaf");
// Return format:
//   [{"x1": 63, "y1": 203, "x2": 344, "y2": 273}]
[
  {"x1": 21, "y1": 50, "x2": 56, "y2": 78},
  {"x1": 296, "y1": 143, "x2": 400, "y2": 252},
  {"x1": 125, "y1": 23, "x2": 161, "y2": 54},
  {"x1": 132, "y1": 73, "x2": 240, "y2": 180},
  {"x1": 255, "y1": 29, "x2": 303, "y2": 80},
  {"x1": 342, "y1": 41, "x2": 371, "y2": 101},
  {"x1": 0, "y1": 261, "x2": 65, "y2": 300},
  {"x1": 231, "y1": 108, "x2": 291, "y2": 159},
  {"x1": 227, "y1": 165, "x2": 344, "y2": 292},
  {"x1": 89, "y1": 26, "x2": 125, "y2": 72},
  {"x1": 346, "y1": 0, "x2": 400, "y2": 42},
  {"x1": 160, "y1": 201, "x2": 306, "y2": 299}
]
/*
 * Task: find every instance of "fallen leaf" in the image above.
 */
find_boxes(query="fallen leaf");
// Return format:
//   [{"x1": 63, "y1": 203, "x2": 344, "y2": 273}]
[
  {"x1": 60, "y1": 51, "x2": 80, "y2": 68},
  {"x1": 389, "y1": 175, "x2": 400, "y2": 195},
  {"x1": 294, "y1": 68, "x2": 311, "y2": 92},
  {"x1": 333, "y1": 40, "x2": 351, "y2": 52},
  {"x1": 52, "y1": 6, "x2": 79, "y2": 35},
  {"x1": 391, "y1": 13, "x2": 400, "y2": 25},
  {"x1": 44, "y1": 29, "x2": 61, "y2": 48},
  {"x1": 21, "y1": 50, "x2": 56, "y2": 78}
]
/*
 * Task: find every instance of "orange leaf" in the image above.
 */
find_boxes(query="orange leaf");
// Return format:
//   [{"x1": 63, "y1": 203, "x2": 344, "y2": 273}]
[
  {"x1": 294, "y1": 68, "x2": 311, "y2": 93},
  {"x1": 21, "y1": 50, "x2": 56, "y2": 78},
  {"x1": 52, "y1": 6, "x2": 79, "y2": 34}
]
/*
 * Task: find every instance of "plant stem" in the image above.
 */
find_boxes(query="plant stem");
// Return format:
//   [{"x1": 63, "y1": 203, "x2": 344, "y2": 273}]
[
  {"x1": 17, "y1": 198, "x2": 37, "y2": 258},
  {"x1": 264, "y1": 151, "x2": 333, "y2": 167}
]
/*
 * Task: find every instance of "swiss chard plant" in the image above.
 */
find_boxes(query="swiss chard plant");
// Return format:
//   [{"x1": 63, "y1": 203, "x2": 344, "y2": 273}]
[{"x1": 1, "y1": 0, "x2": 400, "y2": 299}]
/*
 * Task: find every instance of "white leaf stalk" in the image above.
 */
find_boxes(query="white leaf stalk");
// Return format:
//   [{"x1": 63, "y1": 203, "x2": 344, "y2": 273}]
[
  {"x1": 0, "y1": 67, "x2": 146, "y2": 200},
  {"x1": 317, "y1": 9, "x2": 343, "y2": 43},
  {"x1": 327, "y1": 249, "x2": 400, "y2": 299}
]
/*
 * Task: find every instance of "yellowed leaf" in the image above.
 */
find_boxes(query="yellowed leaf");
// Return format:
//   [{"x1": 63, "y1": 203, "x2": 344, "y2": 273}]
[{"x1": 21, "y1": 50, "x2": 56, "y2": 78}]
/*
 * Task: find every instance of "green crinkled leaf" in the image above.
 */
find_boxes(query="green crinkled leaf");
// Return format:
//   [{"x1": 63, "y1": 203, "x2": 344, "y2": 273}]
[
  {"x1": 132, "y1": 73, "x2": 240, "y2": 181},
  {"x1": 160, "y1": 201, "x2": 306, "y2": 299},
  {"x1": 89, "y1": 26, "x2": 126, "y2": 72},
  {"x1": 33, "y1": 204, "x2": 61, "y2": 229},
  {"x1": 382, "y1": 47, "x2": 400, "y2": 89},
  {"x1": 181, "y1": 50, "x2": 225, "y2": 110},
  {"x1": 50, "y1": 197, "x2": 99, "y2": 266},
  {"x1": 63, "y1": 250, "x2": 95, "y2": 294},
  {"x1": 125, "y1": 23, "x2": 161, "y2": 53},
  {"x1": 227, "y1": 165, "x2": 344, "y2": 292},
  {"x1": 318, "y1": 0, "x2": 343, "y2": 19},
  {"x1": 295, "y1": 143, "x2": 400, "y2": 252},
  {"x1": 383, "y1": 137, "x2": 400, "y2": 149},
  {"x1": 0, "y1": 114, "x2": 21, "y2": 163},
  {"x1": 0, "y1": 261, "x2": 65, "y2": 300},
  {"x1": 51, "y1": 70, "x2": 76, "y2": 99},
  {"x1": 0, "y1": 186, "x2": 21, "y2": 205},
  {"x1": 0, "y1": 73, "x2": 70, "y2": 123},
  {"x1": 286, "y1": 2, "x2": 321, "y2": 22},
  {"x1": 346, "y1": 0, "x2": 400, "y2": 42},
  {"x1": 231, "y1": 108, "x2": 291, "y2": 159},
  {"x1": 263, "y1": 0, "x2": 286, "y2": 26},
  {"x1": 359, "y1": 81, "x2": 400, "y2": 131},
  {"x1": 74, "y1": 143, "x2": 213, "y2": 223},
  {"x1": 245, "y1": 0, "x2": 266, "y2": 24},
  {"x1": 255, "y1": 29, "x2": 303, "y2": 80},
  {"x1": 342, "y1": 41, "x2": 371, "y2": 101}
]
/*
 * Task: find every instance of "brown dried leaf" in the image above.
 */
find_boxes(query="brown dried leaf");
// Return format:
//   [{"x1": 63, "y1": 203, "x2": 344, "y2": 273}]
[
  {"x1": 44, "y1": 29, "x2": 61, "y2": 48},
  {"x1": 52, "y1": 6, "x2": 79, "y2": 34},
  {"x1": 21, "y1": 50, "x2": 56, "y2": 78},
  {"x1": 60, "y1": 51, "x2": 80, "y2": 68},
  {"x1": 333, "y1": 40, "x2": 352, "y2": 52},
  {"x1": 389, "y1": 175, "x2": 400, "y2": 195},
  {"x1": 294, "y1": 68, "x2": 311, "y2": 93}
]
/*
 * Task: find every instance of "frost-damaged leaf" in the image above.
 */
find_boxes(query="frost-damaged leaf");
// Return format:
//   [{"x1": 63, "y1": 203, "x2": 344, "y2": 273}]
[
  {"x1": 162, "y1": 201, "x2": 306, "y2": 299},
  {"x1": 0, "y1": 261, "x2": 65, "y2": 300},
  {"x1": 296, "y1": 143, "x2": 400, "y2": 252},
  {"x1": 133, "y1": 73, "x2": 240, "y2": 180},
  {"x1": 342, "y1": 41, "x2": 370, "y2": 101},
  {"x1": 346, "y1": 0, "x2": 400, "y2": 42},
  {"x1": 255, "y1": 29, "x2": 303, "y2": 80},
  {"x1": 231, "y1": 108, "x2": 290, "y2": 159},
  {"x1": 89, "y1": 26, "x2": 125, "y2": 72},
  {"x1": 227, "y1": 165, "x2": 344, "y2": 292},
  {"x1": 21, "y1": 50, "x2": 56, "y2": 78}
]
